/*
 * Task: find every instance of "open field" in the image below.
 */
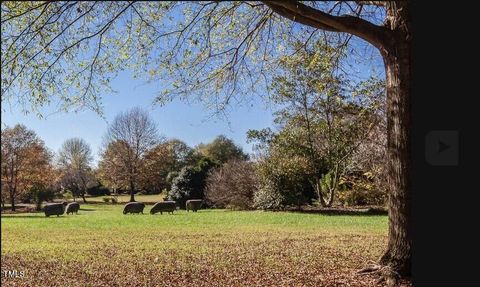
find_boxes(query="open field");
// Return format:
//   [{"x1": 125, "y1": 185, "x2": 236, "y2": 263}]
[{"x1": 1, "y1": 204, "x2": 407, "y2": 287}]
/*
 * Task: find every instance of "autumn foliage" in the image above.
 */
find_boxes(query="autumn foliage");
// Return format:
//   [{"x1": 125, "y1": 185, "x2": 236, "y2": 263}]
[{"x1": 1, "y1": 124, "x2": 55, "y2": 211}]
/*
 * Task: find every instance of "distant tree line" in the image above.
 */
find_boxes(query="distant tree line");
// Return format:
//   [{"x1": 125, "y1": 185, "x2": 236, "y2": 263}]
[{"x1": 0, "y1": 113, "x2": 251, "y2": 210}]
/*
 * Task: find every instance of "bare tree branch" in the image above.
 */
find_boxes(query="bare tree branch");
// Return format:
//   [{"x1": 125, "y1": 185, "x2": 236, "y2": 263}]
[{"x1": 355, "y1": 1, "x2": 386, "y2": 7}]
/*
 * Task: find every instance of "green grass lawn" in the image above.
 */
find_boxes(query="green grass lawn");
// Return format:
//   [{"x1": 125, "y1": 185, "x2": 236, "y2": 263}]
[{"x1": 1, "y1": 204, "x2": 391, "y2": 287}]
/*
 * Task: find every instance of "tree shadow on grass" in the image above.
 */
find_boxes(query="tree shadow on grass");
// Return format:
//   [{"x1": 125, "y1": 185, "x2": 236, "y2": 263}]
[
  {"x1": 1, "y1": 214, "x2": 67, "y2": 219},
  {"x1": 285, "y1": 207, "x2": 388, "y2": 216}
]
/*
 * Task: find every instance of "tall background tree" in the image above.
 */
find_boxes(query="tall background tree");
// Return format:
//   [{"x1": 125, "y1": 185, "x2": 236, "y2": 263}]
[
  {"x1": 1, "y1": 124, "x2": 54, "y2": 211},
  {"x1": 57, "y1": 137, "x2": 94, "y2": 202},
  {"x1": 1, "y1": 1, "x2": 411, "y2": 282},
  {"x1": 103, "y1": 107, "x2": 159, "y2": 202},
  {"x1": 97, "y1": 140, "x2": 130, "y2": 194},
  {"x1": 250, "y1": 39, "x2": 384, "y2": 208}
]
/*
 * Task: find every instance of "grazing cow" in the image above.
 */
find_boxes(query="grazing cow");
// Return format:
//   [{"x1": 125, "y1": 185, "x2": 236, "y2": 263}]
[
  {"x1": 150, "y1": 201, "x2": 176, "y2": 215},
  {"x1": 44, "y1": 203, "x2": 65, "y2": 217},
  {"x1": 65, "y1": 202, "x2": 80, "y2": 215},
  {"x1": 123, "y1": 202, "x2": 145, "y2": 214},
  {"x1": 186, "y1": 199, "x2": 202, "y2": 212}
]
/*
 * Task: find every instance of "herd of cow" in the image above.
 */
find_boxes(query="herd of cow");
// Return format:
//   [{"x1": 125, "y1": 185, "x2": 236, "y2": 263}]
[{"x1": 43, "y1": 199, "x2": 203, "y2": 217}]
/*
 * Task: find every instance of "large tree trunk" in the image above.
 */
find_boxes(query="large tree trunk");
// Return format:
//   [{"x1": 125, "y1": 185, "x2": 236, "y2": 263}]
[
  {"x1": 36, "y1": 201, "x2": 42, "y2": 211},
  {"x1": 314, "y1": 173, "x2": 336, "y2": 208},
  {"x1": 129, "y1": 181, "x2": 135, "y2": 202},
  {"x1": 324, "y1": 166, "x2": 340, "y2": 207},
  {"x1": 374, "y1": 35, "x2": 411, "y2": 287},
  {"x1": 376, "y1": 3, "x2": 412, "y2": 282},
  {"x1": 314, "y1": 179, "x2": 327, "y2": 207},
  {"x1": 81, "y1": 179, "x2": 88, "y2": 203},
  {"x1": 325, "y1": 189, "x2": 335, "y2": 207}
]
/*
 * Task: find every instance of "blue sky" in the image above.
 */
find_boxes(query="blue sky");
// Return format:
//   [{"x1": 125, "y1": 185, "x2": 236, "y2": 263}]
[{"x1": 1, "y1": 70, "x2": 276, "y2": 166}]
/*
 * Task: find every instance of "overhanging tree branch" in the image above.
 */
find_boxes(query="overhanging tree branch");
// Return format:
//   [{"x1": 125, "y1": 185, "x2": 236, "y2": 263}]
[{"x1": 262, "y1": 1, "x2": 390, "y2": 49}]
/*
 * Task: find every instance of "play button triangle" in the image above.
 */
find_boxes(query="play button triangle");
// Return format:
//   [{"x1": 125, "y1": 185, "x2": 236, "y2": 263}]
[{"x1": 438, "y1": 141, "x2": 450, "y2": 153}]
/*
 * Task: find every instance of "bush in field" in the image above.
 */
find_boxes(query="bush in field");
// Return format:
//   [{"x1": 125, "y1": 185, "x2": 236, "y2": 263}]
[
  {"x1": 168, "y1": 167, "x2": 203, "y2": 209},
  {"x1": 337, "y1": 172, "x2": 387, "y2": 206},
  {"x1": 340, "y1": 189, "x2": 386, "y2": 206},
  {"x1": 168, "y1": 157, "x2": 217, "y2": 208},
  {"x1": 253, "y1": 182, "x2": 285, "y2": 210},
  {"x1": 205, "y1": 159, "x2": 256, "y2": 210},
  {"x1": 253, "y1": 155, "x2": 316, "y2": 210}
]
